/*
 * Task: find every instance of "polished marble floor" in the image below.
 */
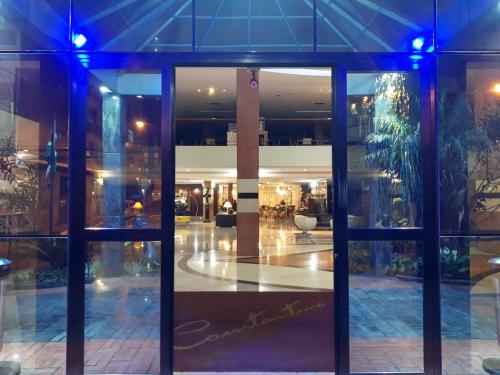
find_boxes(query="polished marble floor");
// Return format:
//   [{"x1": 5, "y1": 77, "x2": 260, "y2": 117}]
[{"x1": 1, "y1": 221, "x2": 499, "y2": 374}]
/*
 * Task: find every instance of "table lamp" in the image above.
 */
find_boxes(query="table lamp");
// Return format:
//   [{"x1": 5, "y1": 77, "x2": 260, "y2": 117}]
[{"x1": 223, "y1": 201, "x2": 233, "y2": 213}]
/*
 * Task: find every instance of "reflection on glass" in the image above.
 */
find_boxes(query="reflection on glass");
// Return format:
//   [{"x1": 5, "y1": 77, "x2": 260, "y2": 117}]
[
  {"x1": 439, "y1": 56, "x2": 500, "y2": 234},
  {"x1": 437, "y1": 1, "x2": 499, "y2": 51},
  {"x1": 0, "y1": 56, "x2": 69, "y2": 235},
  {"x1": 317, "y1": 1, "x2": 433, "y2": 52},
  {"x1": 173, "y1": 67, "x2": 334, "y2": 372},
  {"x1": 349, "y1": 241, "x2": 423, "y2": 373},
  {"x1": 195, "y1": 0, "x2": 313, "y2": 52},
  {"x1": 441, "y1": 237, "x2": 500, "y2": 375},
  {"x1": 0, "y1": 1, "x2": 70, "y2": 50},
  {"x1": 86, "y1": 70, "x2": 161, "y2": 228},
  {"x1": 347, "y1": 72, "x2": 422, "y2": 228},
  {"x1": 73, "y1": 0, "x2": 192, "y2": 52},
  {"x1": 0, "y1": 238, "x2": 67, "y2": 374},
  {"x1": 84, "y1": 241, "x2": 160, "y2": 374}
]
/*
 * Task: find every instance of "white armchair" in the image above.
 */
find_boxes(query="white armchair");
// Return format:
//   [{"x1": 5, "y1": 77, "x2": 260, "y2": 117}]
[{"x1": 294, "y1": 215, "x2": 317, "y2": 237}]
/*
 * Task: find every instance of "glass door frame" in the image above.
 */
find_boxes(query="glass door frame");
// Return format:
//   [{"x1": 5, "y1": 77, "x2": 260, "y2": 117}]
[{"x1": 67, "y1": 53, "x2": 440, "y2": 375}]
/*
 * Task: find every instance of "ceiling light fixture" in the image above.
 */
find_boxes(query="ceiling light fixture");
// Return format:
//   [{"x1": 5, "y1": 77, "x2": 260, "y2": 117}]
[
  {"x1": 99, "y1": 86, "x2": 112, "y2": 94},
  {"x1": 412, "y1": 37, "x2": 425, "y2": 51},
  {"x1": 72, "y1": 33, "x2": 87, "y2": 49}
]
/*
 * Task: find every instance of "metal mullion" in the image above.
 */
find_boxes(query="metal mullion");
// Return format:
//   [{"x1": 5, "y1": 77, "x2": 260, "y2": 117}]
[
  {"x1": 333, "y1": 64, "x2": 349, "y2": 375},
  {"x1": 83, "y1": 228, "x2": 163, "y2": 242},
  {"x1": 420, "y1": 57, "x2": 441, "y2": 375},
  {"x1": 160, "y1": 65, "x2": 175, "y2": 375},
  {"x1": 348, "y1": 228, "x2": 423, "y2": 241},
  {"x1": 67, "y1": 57, "x2": 87, "y2": 375}
]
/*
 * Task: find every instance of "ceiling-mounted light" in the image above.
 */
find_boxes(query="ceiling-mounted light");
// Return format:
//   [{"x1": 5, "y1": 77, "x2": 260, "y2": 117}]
[
  {"x1": 492, "y1": 83, "x2": 500, "y2": 94},
  {"x1": 412, "y1": 37, "x2": 425, "y2": 51},
  {"x1": 99, "y1": 86, "x2": 112, "y2": 94},
  {"x1": 72, "y1": 33, "x2": 87, "y2": 49},
  {"x1": 208, "y1": 87, "x2": 215, "y2": 95}
]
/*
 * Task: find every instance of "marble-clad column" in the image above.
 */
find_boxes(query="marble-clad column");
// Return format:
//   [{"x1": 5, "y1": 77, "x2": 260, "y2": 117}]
[{"x1": 101, "y1": 95, "x2": 125, "y2": 276}]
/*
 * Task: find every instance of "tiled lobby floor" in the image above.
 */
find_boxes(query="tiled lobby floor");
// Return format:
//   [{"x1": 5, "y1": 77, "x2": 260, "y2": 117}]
[{"x1": 2, "y1": 222, "x2": 498, "y2": 374}]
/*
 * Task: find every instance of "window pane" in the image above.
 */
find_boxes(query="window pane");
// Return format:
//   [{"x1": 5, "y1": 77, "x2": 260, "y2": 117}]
[
  {"x1": 347, "y1": 72, "x2": 422, "y2": 228},
  {"x1": 85, "y1": 241, "x2": 160, "y2": 374},
  {"x1": 1, "y1": 238, "x2": 67, "y2": 374},
  {"x1": 349, "y1": 240, "x2": 423, "y2": 372},
  {"x1": 86, "y1": 70, "x2": 161, "y2": 229},
  {"x1": 441, "y1": 236, "x2": 500, "y2": 375},
  {"x1": 0, "y1": 55, "x2": 69, "y2": 235},
  {"x1": 438, "y1": 56, "x2": 500, "y2": 234},
  {"x1": 73, "y1": 0, "x2": 192, "y2": 52},
  {"x1": 195, "y1": 0, "x2": 313, "y2": 52},
  {"x1": 0, "y1": 1, "x2": 70, "y2": 50},
  {"x1": 317, "y1": 1, "x2": 434, "y2": 52},
  {"x1": 437, "y1": 0, "x2": 499, "y2": 51}
]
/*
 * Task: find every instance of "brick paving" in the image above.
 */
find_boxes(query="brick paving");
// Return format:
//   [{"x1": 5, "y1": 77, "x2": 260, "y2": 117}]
[{"x1": 2, "y1": 275, "x2": 499, "y2": 374}]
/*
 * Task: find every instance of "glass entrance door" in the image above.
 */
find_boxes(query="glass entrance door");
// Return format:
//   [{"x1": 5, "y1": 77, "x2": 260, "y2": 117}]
[
  {"x1": 345, "y1": 71, "x2": 424, "y2": 373},
  {"x1": 173, "y1": 66, "x2": 335, "y2": 372},
  {"x1": 69, "y1": 58, "x2": 439, "y2": 375}
]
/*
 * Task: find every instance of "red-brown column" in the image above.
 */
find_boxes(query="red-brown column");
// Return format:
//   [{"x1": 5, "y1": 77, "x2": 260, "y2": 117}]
[{"x1": 237, "y1": 69, "x2": 259, "y2": 257}]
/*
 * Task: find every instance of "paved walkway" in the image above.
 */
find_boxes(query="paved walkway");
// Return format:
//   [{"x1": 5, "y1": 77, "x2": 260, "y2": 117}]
[{"x1": 2, "y1": 274, "x2": 497, "y2": 374}]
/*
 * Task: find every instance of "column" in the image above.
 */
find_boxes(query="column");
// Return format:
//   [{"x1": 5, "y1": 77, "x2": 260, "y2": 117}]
[
  {"x1": 236, "y1": 69, "x2": 259, "y2": 257},
  {"x1": 101, "y1": 94, "x2": 125, "y2": 276},
  {"x1": 203, "y1": 180, "x2": 214, "y2": 222}
]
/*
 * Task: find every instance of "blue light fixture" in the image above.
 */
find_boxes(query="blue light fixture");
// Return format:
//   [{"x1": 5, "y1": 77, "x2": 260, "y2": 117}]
[
  {"x1": 412, "y1": 37, "x2": 425, "y2": 51},
  {"x1": 72, "y1": 33, "x2": 87, "y2": 49}
]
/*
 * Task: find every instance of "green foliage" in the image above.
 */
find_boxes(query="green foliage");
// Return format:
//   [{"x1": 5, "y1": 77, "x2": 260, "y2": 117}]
[
  {"x1": 385, "y1": 254, "x2": 423, "y2": 277},
  {"x1": 440, "y1": 246, "x2": 470, "y2": 280},
  {"x1": 384, "y1": 247, "x2": 470, "y2": 280},
  {"x1": 438, "y1": 93, "x2": 497, "y2": 232},
  {"x1": 363, "y1": 73, "x2": 422, "y2": 226}
]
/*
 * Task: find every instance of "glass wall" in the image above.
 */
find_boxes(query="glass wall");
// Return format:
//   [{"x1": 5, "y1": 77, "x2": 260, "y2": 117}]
[
  {"x1": 0, "y1": 1, "x2": 499, "y2": 53},
  {"x1": 84, "y1": 241, "x2": 160, "y2": 374},
  {"x1": 0, "y1": 55, "x2": 69, "y2": 373},
  {"x1": 0, "y1": 1, "x2": 497, "y2": 375},
  {"x1": 347, "y1": 71, "x2": 422, "y2": 228},
  {"x1": 349, "y1": 241, "x2": 423, "y2": 372},
  {"x1": 85, "y1": 70, "x2": 162, "y2": 229},
  {"x1": 439, "y1": 55, "x2": 500, "y2": 375}
]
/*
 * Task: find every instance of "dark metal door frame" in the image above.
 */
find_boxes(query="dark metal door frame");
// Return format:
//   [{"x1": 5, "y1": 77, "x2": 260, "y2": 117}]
[{"x1": 67, "y1": 53, "x2": 440, "y2": 375}]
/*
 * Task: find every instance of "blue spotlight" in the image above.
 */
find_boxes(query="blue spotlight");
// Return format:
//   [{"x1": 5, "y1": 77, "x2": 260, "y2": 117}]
[
  {"x1": 72, "y1": 33, "x2": 87, "y2": 49},
  {"x1": 412, "y1": 37, "x2": 425, "y2": 51}
]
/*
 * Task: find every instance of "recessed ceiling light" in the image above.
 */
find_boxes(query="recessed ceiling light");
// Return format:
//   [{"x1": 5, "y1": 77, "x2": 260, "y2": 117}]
[{"x1": 208, "y1": 87, "x2": 215, "y2": 95}]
